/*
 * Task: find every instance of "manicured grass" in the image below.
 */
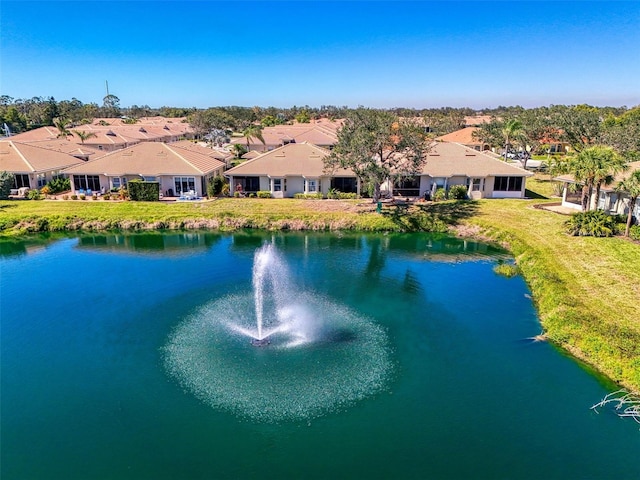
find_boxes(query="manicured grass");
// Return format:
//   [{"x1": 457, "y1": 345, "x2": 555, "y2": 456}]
[
  {"x1": 464, "y1": 198, "x2": 640, "y2": 392},
  {"x1": 1, "y1": 184, "x2": 639, "y2": 392}
]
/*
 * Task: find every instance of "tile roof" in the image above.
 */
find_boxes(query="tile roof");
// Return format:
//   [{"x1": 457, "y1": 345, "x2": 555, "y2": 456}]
[
  {"x1": 63, "y1": 141, "x2": 225, "y2": 176},
  {"x1": 436, "y1": 127, "x2": 484, "y2": 145},
  {"x1": 169, "y1": 140, "x2": 232, "y2": 161},
  {"x1": 419, "y1": 142, "x2": 533, "y2": 177},
  {"x1": 0, "y1": 141, "x2": 85, "y2": 173},
  {"x1": 225, "y1": 142, "x2": 352, "y2": 177}
]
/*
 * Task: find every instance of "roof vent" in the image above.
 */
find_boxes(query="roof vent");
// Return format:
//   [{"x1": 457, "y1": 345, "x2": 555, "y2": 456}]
[
  {"x1": 139, "y1": 127, "x2": 147, "y2": 133},
  {"x1": 163, "y1": 125, "x2": 170, "y2": 130},
  {"x1": 106, "y1": 130, "x2": 116, "y2": 136}
]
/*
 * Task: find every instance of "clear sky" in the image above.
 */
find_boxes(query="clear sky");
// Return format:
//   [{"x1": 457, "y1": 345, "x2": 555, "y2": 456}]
[{"x1": 1, "y1": 1, "x2": 639, "y2": 109}]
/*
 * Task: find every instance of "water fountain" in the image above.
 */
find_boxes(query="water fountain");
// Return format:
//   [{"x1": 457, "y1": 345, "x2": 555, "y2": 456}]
[{"x1": 163, "y1": 242, "x2": 393, "y2": 422}]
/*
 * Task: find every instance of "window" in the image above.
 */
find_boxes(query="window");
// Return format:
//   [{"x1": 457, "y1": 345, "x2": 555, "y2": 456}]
[
  {"x1": 143, "y1": 176, "x2": 156, "y2": 182},
  {"x1": 13, "y1": 174, "x2": 30, "y2": 189},
  {"x1": 331, "y1": 177, "x2": 357, "y2": 193},
  {"x1": 273, "y1": 178, "x2": 282, "y2": 192},
  {"x1": 37, "y1": 173, "x2": 47, "y2": 188},
  {"x1": 472, "y1": 178, "x2": 482, "y2": 191},
  {"x1": 393, "y1": 176, "x2": 420, "y2": 196},
  {"x1": 73, "y1": 175, "x2": 101, "y2": 191},
  {"x1": 306, "y1": 179, "x2": 317, "y2": 192},
  {"x1": 494, "y1": 176, "x2": 522, "y2": 192},
  {"x1": 174, "y1": 176, "x2": 196, "y2": 194},
  {"x1": 112, "y1": 177, "x2": 121, "y2": 190},
  {"x1": 235, "y1": 176, "x2": 260, "y2": 192}
]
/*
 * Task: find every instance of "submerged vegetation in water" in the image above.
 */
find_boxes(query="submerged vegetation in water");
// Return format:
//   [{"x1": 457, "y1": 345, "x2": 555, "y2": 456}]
[{"x1": 493, "y1": 261, "x2": 519, "y2": 278}]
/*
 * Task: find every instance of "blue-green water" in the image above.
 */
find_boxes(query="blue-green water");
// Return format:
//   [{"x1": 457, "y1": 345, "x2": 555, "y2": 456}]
[{"x1": 1, "y1": 232, "x2": 638, "y2": 479}]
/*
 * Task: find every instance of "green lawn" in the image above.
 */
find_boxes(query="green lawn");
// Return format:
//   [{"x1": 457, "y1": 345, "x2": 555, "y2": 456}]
[{"x1": 1, "y1": 178, "x2": 639, "y2": 392}]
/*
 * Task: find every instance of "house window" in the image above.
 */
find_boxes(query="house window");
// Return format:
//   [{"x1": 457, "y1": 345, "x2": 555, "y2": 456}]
[
  {"x1": 331, "y1": 177, "x2": 357, "y2": 193},
  {"x1": 37, "y1": 173, "x2": 47, "y2": 187},
  {"x1": 494, "y1": 176, "x2": 523, "y2": 192},
  {"x1": 143, "y1": 176, "x2": 156, "y2": 182},
  {"x1": 174, "y1": 176, "x2": 196, "y2": 194},
  {"x1": 472, "y1": 178, "x2": 482, "y2": 191},
  {"x1": 13, "y1": 174, "x2": 30, "y2": 189},
  {"x1": 273, "y1": 178, "x2": 282, "y2": 192},
  {"x1": 112, "y1": 177, "x2": 121, "y2": 190},
  {"x1": 73, "y1": 175, "x2": 101, "y2": 191},
  {"x1": 306, "y1": 179, "x2": 317, "y2": 192},
  {"x1": 393, "y1": 176, "x2": 420, "y2": 196}
]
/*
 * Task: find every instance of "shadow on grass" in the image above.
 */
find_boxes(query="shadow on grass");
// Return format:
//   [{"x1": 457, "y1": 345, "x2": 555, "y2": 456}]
[
  {"x1": 0, "y1": 203, "x2": 19, "y2": 210},
  {"x1": 381, "y1": 200, "x2": 480, "y2": 232},
  {"x1": 525, "y1": 189, "x2": 549, "y2": 200}
]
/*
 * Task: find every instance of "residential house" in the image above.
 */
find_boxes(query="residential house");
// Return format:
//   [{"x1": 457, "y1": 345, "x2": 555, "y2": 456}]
[
  {"x1": 555, "y1": 161, "x2": 640, "y2": 219},
  {"x1": 436, "y1": 127, "x2": 490, "y2": 151},
  {"x1": 62, "y1": 141, "x2": 226, "y2": 197},
  {"x1": 392, "y1": 142, "x2": 533, "y2": 199},
  {"x1": 224, "y1": 142, "x2": 358, "y2": 197},
  {"x1": 0, "y1": 140, "x2": 85, "y2": 191},
  {"x1": 230, "y1": 120, "x2": 340, "y2": 152}
]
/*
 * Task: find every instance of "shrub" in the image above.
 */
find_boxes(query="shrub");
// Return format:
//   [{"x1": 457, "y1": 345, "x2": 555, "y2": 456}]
[
  {"x1": 207, "y1": 175, "x2": 227, "y2": 197},
  {"x1": 0, "y1": 171, "x2": 14, "y2": 199},
  {"x1": 46, "y1": 177, "x2": 71, "y2": 194},
  {"x1": 630, "y1": 225, "x2": 640, "y2": 241},
  {"x1": 493, "y1": 261, "x2": 519, "y2": 278},
  {"x1": 62, "y1": 194, "x2": 69, "y2": 200},
  {"x1": 128, "y1": 180, "x2": 159, "y2": 201},
  {"x1": 234, "y1": 191, "x2": 241, "y2": 198},
  {"x1": 27, "y1": 189, "x2": 42, "y2": 200},
  {"x1": 79, "y1": 194, "x2": 86, "y2": 200},
  {"x1": 433, "y1": 188, "x2": 447, "y2": 201},
  {"x1": 118, "y1": 187, "x2": 129, "y2": 200},
  {"x1": 448, "y1": 185, "x2": 468, "y2": 200},
  {"x1": 221, "y1": 184, "x2": 230, "y2": 196},
  {"x1": 70, "y1": 194, "x2": 78, "y2": 200},
  {"x1": 257, "y1": 191, "x2": 272, "y2": 198},
  {"x1": 40, "y1": 185, "x2": 52, "y2": 196},
  {"x1": 564, "y1": 210, "x2": 618, "y2": 237},
  {"x1": 92, "y1": 194, "x2": 99, "y2": 200}
]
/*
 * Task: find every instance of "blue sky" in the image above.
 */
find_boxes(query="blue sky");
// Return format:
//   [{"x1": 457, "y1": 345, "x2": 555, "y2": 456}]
[{"x1": 1, "y1": 1, "x2": 639, "y2": 109}]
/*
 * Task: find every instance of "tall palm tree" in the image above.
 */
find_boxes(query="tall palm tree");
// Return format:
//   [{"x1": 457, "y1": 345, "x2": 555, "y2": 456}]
[
  {"x1": 72, "y1": 130, "x2": 97, "y2": 144},
  {"x1": 616, "y1": 168, "x2": 640, "y2": 237},
  {"x1": 53, "y1": 117, "x2": 72, "y2": 139},
  {"x1": 242, "y1": 125, "x2": 265, "y2": 151},
  {"x1": 501, "y1": 119, "x2": 523, "y2": 162}
]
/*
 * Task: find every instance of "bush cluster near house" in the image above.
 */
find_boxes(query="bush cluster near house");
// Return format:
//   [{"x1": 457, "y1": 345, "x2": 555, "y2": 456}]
[
  {"x1": 128, "y1": 180, "x2": 159, "y2": 201},
  {"x1": 564, "y1": 210, "x2": 620, "y2": 237},
  {"x1": 448, "y1": 185, "x2": 468, "y2": 200}
]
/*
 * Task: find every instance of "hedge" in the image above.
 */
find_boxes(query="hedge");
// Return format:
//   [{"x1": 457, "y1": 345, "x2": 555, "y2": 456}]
[{"x1": 128, "y1": 180, "x2": 160, "y2": 201}]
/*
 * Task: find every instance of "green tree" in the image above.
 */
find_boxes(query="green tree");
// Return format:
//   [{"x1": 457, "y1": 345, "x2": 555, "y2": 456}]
[
  {"x1": 53, "y1": 117, "x2": 72, "y2": 139},
  {"x1": 560, "y1": 146, "x2": 627, "y2": 211},
  {"x1": 602, "y1": 107, "x2": 640, "y2": 161},
  {"x1": 261, "y1": 115, "x2": 282, "y2": 127},
  {"x1": 72, "y1": 130, "x2": 97, "y2": 144},
  {"x1": 242, "y1": 124, "x2": 265, "y2": 150},
  {"x1": 231, "y1": 143, "x2": 247, "y2": 159},
  {"x1": 325, "y1": 108, "x2": 429, "y2": 203},
  {"x1": 501, "y1": 119, "x2": 524, "y2": 162},
  {"x1": 616, "y1": 168, "x2": 640, "y2": 237},
  {"x1": 0, "y1": 171, "x2": 15, "y2": 199},
  {"x1": 551, "y1": 104, "x2": 605, "y2": 152},
  {"x1": 295, "y1": 110, "x2": 311, "y2": 123},
  {"x1": 102, "y1": 94, "x2": 121, "y2": 118}
]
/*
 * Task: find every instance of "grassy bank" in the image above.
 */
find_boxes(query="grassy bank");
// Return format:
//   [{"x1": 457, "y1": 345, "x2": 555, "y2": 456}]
[
  {"x1": 462, "y1": 199, "x2": 640, "y2": 392},
  {"x1": 1, "y1": 181, "x2": 639, "y2": 391}
]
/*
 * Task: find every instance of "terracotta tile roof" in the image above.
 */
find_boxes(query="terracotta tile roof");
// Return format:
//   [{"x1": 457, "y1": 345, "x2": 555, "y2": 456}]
[
  {"x1": 436, "y1": 127, "x2": 484, "y2": 145},
  {"x1": 6, "y1": 126, "x2": 60, "y2": 142},
  {"x1": 230, "y1": 122, "x2": 339, "y2": 148},
  {"x1": 63, "y1": 141, "x2": 225, "y2": 176},
  {"x1": 0, "y1": 141, "x2": 85, "y2": 173},
  {"x1": 14, "y1": 138, "x2": 96, "y2": 159},
  {"x1": 169, "y1": 140, "x2": 232, "y2": 161},
  {"x1": 225, "y1": 142, "x2": 352, "y2": 177},
  {"x1": 420, "y1": 142, "x2": 533, "y2": 177}
]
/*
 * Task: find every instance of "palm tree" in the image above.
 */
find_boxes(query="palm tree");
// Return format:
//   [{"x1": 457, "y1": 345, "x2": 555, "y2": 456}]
[
  {"x1": 501, "y1": 119, "x2": 523, "y2": 162},
  {"x1": 568, "y1": 146, "x2": 627, "y2": 211},
  {"x1": 616, "y1": 168, "x2": 640, "y2": 237},
  {"x1": 72, "y1": 130, "x2": 97, "y2": 144},
  {"x1": 53, "y1": 117, "x2": 72, "y2": 139},
  {"x1": 242, "y1": 125, "x2": 265, "y2": 151}
]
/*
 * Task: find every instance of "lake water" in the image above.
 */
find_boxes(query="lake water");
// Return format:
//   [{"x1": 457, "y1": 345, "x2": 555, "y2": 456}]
[{"x1": 1, "y1": 231, "x2": 638, "y2": 479}]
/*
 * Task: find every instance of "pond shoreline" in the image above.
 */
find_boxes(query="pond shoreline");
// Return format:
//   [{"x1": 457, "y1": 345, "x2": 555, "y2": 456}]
[{"x1": 1, "y1": 198, "x2": 639, "y2": 394}]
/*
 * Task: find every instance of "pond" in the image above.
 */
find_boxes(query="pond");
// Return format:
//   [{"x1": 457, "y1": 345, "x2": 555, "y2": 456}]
[{"x1": 1, "y1": 231, "x2": 638, "y2": 479}]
